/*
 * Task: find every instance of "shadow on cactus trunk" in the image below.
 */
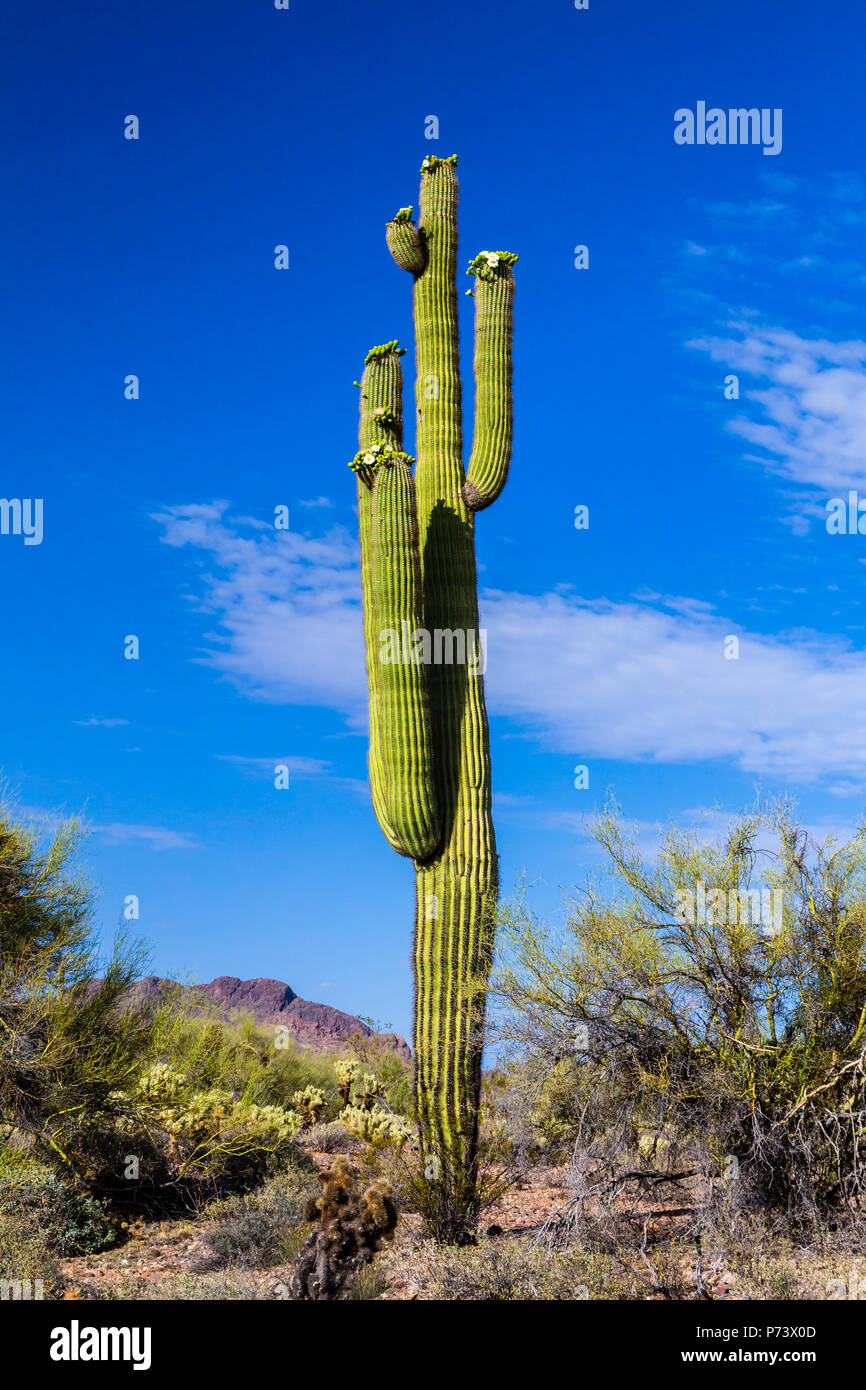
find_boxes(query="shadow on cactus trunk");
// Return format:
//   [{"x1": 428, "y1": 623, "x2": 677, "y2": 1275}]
[{"x1": 349, "y1": 155, "x2": 516, "y2": 1243}]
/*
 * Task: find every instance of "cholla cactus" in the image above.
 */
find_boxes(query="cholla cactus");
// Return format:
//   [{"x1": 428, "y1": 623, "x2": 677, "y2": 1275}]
[
  {"x1": 134, "y1": 1064, "x2": 300, "y2": 1177},
  {"x1": 351, "y1": 154, "x2": 516, "y2": 1240},
  {"x1": 354, "y1": 1072, "x2": 382, "y2": 1112},
  {"x1": 334, "y1": 1058, "x2": 361, "y2": 1106},
  {"x1": 290, "y1": 1156, "x2": 398, "y2": 1300},
  {"x1": 340, "y1": 1104, "x2": 406, "y2": 1148},
  {"x1": 136, "y1": 1062, "x2": 187, "y2": 1106},
  {"x1": 291, "y1": 1085, "x2": 326, "y2": 1130},
  {"x1": 244, "y1": 1103, "x2": 302, "y2": 1145}
]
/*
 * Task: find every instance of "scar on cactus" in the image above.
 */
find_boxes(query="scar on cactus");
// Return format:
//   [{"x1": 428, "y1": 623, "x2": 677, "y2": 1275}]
[
  {"x1": 350, "y1": 154, "x2": 516, "y2": 1242},
  {"x1": 290, "y1": 1156, "x2": 398, "y2": 1300}
]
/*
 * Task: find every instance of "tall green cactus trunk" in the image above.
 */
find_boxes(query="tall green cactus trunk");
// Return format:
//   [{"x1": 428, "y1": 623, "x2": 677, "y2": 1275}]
[{"x1": 349, "y1": 155, "x2": 516, "y2": 1242}]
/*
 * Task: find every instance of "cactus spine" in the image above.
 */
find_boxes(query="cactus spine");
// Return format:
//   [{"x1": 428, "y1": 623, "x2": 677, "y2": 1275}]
[{"x1": 350, "y1": 155, "x2": 516, "y2": 1240}]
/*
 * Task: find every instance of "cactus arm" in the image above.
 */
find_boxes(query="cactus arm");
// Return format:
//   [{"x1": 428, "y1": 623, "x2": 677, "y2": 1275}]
[
  {"x1": 462, "y1": 252, "x2": 518, "y2": 513},
  {"x1": 354, "y1": 346, "x2": 408, "y2": 855},
  {"x1": 386, "y1": 207, "x2": 428, "y2": 276},
  {"x1": 413, "y1": 155, "x2": 464, "y2": 515},
  {"x1": 353, "y1": 343, "x2": 440, "y2": 861},
  {"x1": 370, "y1": 457, "x2": 441, "y2": 861}
]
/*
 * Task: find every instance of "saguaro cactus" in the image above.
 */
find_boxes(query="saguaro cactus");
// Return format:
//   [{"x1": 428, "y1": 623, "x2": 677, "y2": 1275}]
[{"x1": 349, "y1": 154, "x2": 516, "y2": 1241}]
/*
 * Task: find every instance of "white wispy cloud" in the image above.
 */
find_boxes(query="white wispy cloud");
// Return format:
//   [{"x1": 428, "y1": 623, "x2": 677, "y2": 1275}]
[
  {"x1": 677, "y1": 172, "x2": 866, "y2": 501},
  {"x1": 217, "y1": 754, "x2": 367, "y2": 796},
  {"x1": 218, "y1": 754, "x2": 333, "y2": 776},
  {"x1": 153, "y1": 508, "x2": 866, "y2": 790},
  {"x1": 151, "y1": 502, "x2": 366, "y2": 717},
  {"x1": 92, "y1": 822, "x2": 200, "y2": 851},
  {"x1": 12, "y1": 801, "x2": 198, "y2": 851},
  {"x1": 688, "y1": 322, "x2": 866, "y2": 494},
  {"x1": 482, "y1": 589, "x2": 866, "y2": 784},
  {"x1": 72, "y1": 717, "x2": 130, "y2": 728}
]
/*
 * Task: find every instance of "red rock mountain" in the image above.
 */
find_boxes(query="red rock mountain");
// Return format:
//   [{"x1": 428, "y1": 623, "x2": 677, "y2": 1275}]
[{"x1": 129, "y1": 975, "x2": 411, "y2": 1060}]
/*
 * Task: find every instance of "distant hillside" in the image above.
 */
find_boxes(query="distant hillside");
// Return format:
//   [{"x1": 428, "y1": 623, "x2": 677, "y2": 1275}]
[{"x1": 127, "y1": 975, "x2": 411, "y2": 1060}]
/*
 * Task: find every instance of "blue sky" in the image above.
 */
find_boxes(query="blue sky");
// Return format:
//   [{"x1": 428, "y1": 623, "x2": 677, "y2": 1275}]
[{"x1": 3, "y1": 0, "x2": 866, "y2": 1041}]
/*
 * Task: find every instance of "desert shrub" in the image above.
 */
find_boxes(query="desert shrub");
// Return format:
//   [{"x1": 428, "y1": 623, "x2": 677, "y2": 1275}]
[
  {"x1": 390, "y1": 1236, "x2": 625, "y2": 1300},
  {"x1": 346, "y1": 1260, "x2": 389, "y2": 1300},
  {"x1": 56, "y1": 1113, "x2": 168, "y2": 1208},
  {"x1": 63, "y1": 1060, "x2": 306, "y2": 1213},
  {"x1": 494, "y1": 798, "x2": 866, "y2": 1222},
  {"x1": 205, "y1": 1209, "x2": 275, "y2": 1267},
  {"x1": 0, "y1": 802, "x2": 162, "y2": 1171},
  {"x1": 342, "y1": 1026, "x2": 412, "y2": 1116},
  {"x1": 301, "y1": 1120, "x2": 360, "y2": 1154},
  {"x1": 0, "y1": 1211, "x2": 58, "y2": 1293},
  {"x1": 163, "y1": 1016, "x2": 411, "y2": 1134},
  {"x1": 352, "y1": 1135, "x2": 422, "y2": 1215},
  {"x1": 712, "y1": 1228, "x2": 807, "y2": 1299},
  {"x1": 167, "y1": 1015, "x2": 337, "y2": 1113},
  {"x1": 203, "y1": 1168, "x2": 318, "y2": 1268},
  {"x1": 0, "y1": 1163, "x2": 114, "y2": 1256},
  {"x1": 92, "y1": 1268, "x2": 268, "y2": 1301},
  {"x1": 207, "y1": 1164, "x2": 318, "y2": 1228}
]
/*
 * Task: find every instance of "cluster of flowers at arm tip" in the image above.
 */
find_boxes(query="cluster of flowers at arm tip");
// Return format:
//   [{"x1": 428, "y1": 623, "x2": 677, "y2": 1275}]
[
  {"x1": 363, "y1": 339, "x2": 406, "y2": 364},
  {"x1": 348, "y1": 440, "x2": 415, "y2": 474},
  {"x1": 466, "y1": 249, "x2": 520, "y2": 283},
  {"x1": 420, "y1": 153, "x2": 459, "y2": 173}
]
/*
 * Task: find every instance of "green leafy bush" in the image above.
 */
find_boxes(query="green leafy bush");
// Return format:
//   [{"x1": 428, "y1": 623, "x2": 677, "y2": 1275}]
[
  {"x1": 0, "y1": 1160, "x2": 114, "y2": 1256},
  {"x1": 0, "y1": 801, "x2": 161, "y2": 1170},
  {"x1": 165, "y1": 1014, "x2": 337, "y2": 1112},
  {"x1": 495, "y1": 799, "x2": 866, "y2": 1219}
]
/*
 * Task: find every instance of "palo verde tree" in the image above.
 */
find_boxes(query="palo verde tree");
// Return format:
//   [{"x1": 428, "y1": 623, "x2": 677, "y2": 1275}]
[
  {"x1": 349, "y1": 154, "x2": 516, "y2": 1241},
  {"x1": 495, "y1": 798, "x2": 866, "y2": 1220},
  {"x1": 0, "y1": 800, "x2": 155, "y2": 1170}
]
